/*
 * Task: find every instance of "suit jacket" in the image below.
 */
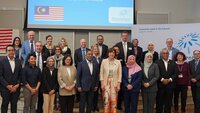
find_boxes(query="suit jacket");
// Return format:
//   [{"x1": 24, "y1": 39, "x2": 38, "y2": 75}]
[
  {"x1": 170, "y1": 47, "x2": 179, "y2": 60},
  {"x1": 76, "y1": 60, "x2": 99, "y2": 92},
  {"x1": 0, "y1": 57, "x2": 22, "y2": 91},
  {"x1": 21, "y1": 40, "x2": 35, "y2": 62},
  {"x1": 160, "y1": 47, "x2": 179, "y2": 60},
  {"x1": 189, "y1": 59, "x2": 200, "y2": 87},
  {"x1": 141, "y1": 51, "x2": 159, "y2": 63},
  {"x1": 74, "y1": 48, "x2": 90, "y2": 67},
  {"x1": 33, "y1": 52, "x2": 48, "y2": 69},
  {"x1": 41, "y1": 67, "x2": 58, "y2": 94},
  {"x1": 115, "y1": 41, "x2": 134, "y2": 64},
  {"x1": 92, "y1": 56, "x2": 102, "y2": 69},
  {"x1": 141, "y1": 63, "x2": 160, "y2": 92},
  {"x1": 58, "y1": 65, "x2": 77, "y2": 96},
  {"x1": 156, "y1": 59, "x2": 176, "y2": 89},
  {"x1": 97, "y1": 44, "x2": 108, "y2": 59},
  {"x1": 122, "y1": 67, "x2": 142, "y2": 92},
  {"x1": 100, "y1": 59, "x2": 122, "y2": 87},
  {"x1": 133, "y1": 46, "x2": 143, "y2": 65}
]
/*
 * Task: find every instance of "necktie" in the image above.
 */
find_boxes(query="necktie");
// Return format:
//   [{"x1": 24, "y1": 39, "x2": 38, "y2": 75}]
[
  {"x1": 134, "y1": 47, "x2": 137, "y2": 55},
  {"x1": 123, "y1": 43, "x2": 127, "y2": 61},
  {"x1": 30, "y1": 40, "x2": 34, "y2": 53},
  {"x1": 82, "y1": 49, "x2": 86, "y2": 61},
  {"x1": 195, "y1": 60, "x2": 199, "y2": 71},
  {"x1": 37, "y1": 53, "x2": 40, "y2": 68}
]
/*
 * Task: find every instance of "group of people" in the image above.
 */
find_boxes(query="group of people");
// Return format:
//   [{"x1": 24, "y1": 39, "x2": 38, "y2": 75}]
[{"x1": 0, "y1": 30, "x2": 199, "y2": 113}]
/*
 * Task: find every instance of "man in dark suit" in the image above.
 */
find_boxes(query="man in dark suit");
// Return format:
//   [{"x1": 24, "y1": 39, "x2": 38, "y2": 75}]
[
  {"x1": 115, "y1": 31, "x2": 133, "y2": 110},
  {"x1": 115, "y1": 31, "x2": 134, "y2": 66},
  {"x1": 0, "y1": 45, "x2": 22, "y2": 113},
  {"x1": 156, "y1": 48, "x2": 176, "y2": 113},
  {"x1": 96, "y1": 35, "x2": 108, "y2": 59},
  {"x1": 32, "y1": 41, "x2": 48, "y2": 113},
  {"x1": 74, "y1": 38, "x2": 90, "y2": 67},
  {"x1": 76, "y1": 50, "x2": 99, "y2": 113},
  {"x1": 189, "y1": 50, "x2": 200, "y2": 113},
  {"x1": 132, "y1": 38, "x2": 143, "y2": 65}
]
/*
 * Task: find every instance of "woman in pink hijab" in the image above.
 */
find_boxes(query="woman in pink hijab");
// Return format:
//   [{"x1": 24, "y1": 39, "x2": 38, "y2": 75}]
[{"x1": 122, "y1": 55, "x2": 142, "y2": 113}]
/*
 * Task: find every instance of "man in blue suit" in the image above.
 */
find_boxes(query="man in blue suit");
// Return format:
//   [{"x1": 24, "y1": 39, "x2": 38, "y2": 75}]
[
  {"x1": 74, "y1": 38, "x2": 90, "y2": 102},
  {"x1": 76, "y1": 50, "x2": 99, "y2": 113},
  {"x1": 0, "y1": 45, "x2": 22, "y2": 113},
  {"x1": 165, "y1": 38, "x2": 179, "y2": 60},
  {"x1": 21, "y1": 31, "x2": 36, "y2": 64}
]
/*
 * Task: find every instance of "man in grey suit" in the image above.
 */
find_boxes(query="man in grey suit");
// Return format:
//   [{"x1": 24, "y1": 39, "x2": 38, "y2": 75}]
[
  {"x1": 189, "y1": 50, "x2": 200, "y2": 113},
  {"x1": 76, "y1": 50, "x2": 99, "y2": 113},
  {"x1": 165, "y1": 38, "x2": 179, "y2": 60},
  {"x1": 21, "y1": 31, "x2": 36, "y2": 64}
]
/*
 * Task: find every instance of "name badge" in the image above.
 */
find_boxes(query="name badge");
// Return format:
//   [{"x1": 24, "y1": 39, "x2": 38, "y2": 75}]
[
  {"x1": 178, "y1": 74, "x2": 183, "y2": 78},
  {"x1": 128, "y1": 47, "x2": 132, "y2": 50}
]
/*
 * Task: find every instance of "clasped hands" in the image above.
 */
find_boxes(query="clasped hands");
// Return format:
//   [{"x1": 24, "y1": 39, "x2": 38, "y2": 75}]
[{"x1": 6, "y1": 84, "x2": 19, "y2": 93}]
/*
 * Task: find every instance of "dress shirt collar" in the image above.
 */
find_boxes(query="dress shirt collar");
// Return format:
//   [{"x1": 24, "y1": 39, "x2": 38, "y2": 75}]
[
  {"x1": 7, "y1": 56, "x2": 15, "y2": 61},
  {"x1": 81, "y1": 47, "x2": 86, "y2": 51}
]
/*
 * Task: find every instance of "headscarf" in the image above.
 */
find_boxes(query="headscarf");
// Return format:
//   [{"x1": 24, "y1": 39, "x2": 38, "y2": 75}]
[
  {"x1": 144, "y1": 52, "x2": 153, "y2": 78},
  {"x1": 147, "y1": 42, "x2": 155, "y2": 54},
  {"x1": 46, "y1": 56, "x2": 55, "y2": 71},
  {"x1": 126, "y1": 55, "x2": 141, "y2": 77}
]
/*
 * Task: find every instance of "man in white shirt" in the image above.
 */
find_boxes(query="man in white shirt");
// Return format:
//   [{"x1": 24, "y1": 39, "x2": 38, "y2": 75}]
[
  {"x1": 156, "y1": 48, "x2": 176, "y2": 113},
  {"x1": 76, "y1": 50, "x2": 99, "y2": 113},
  {"x1": 0, "y1": 45, "x2": 22, "y2": 113}
]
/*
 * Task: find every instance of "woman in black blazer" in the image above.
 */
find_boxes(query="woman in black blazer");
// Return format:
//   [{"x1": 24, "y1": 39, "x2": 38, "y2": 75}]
[
  {"x1": 141, "y1": 52, "x2": 159, "y2": 113},
  {"x1": 41, "y1": 56, "x2": 58, "y2": 113}
]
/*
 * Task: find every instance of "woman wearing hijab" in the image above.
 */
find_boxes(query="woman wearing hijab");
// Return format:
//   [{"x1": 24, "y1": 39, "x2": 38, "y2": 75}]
[
  {"x1": 141, "y1": 42, "x2": 159, "y2": 63},
  {"x1": 141, "y1": 52, "x2": 159, "y2": 113},
  {"x1": 41, "y1": 57, "x2": 58, "y2": 113},
  {"x1": 122, "y1": 55, "x2": 142, "y2": 113}
]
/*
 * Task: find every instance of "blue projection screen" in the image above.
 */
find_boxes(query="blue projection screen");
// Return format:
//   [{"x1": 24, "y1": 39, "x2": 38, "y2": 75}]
[{"x1": 27, "y1": 0, "x2": 134, "y2": 30}]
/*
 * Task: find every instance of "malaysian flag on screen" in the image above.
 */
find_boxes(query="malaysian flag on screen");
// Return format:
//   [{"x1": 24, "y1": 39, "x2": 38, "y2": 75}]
[
  {"x1": 34, "y1": 6, "x2": 64, "y2": 21},
  {"x1": 0, "y1": 29, "x2": 13, "y2": 53}
]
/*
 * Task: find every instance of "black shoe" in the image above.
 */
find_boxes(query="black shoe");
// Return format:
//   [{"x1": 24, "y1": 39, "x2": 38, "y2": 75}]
[
  {"x1": 96, "y1": 107, "x2": 99, "y2": 112},
  {"x1": 117, "y1": 107, "x2": 123, "y2": 110}
]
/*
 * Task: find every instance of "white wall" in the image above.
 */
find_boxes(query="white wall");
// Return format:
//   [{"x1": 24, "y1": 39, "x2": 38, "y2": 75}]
[{"x1": 136, "y1": 0, "x2": 195, "y2": 23}]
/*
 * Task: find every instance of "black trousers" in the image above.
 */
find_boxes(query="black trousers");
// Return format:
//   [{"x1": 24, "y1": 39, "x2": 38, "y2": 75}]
[
  {"x1": 79, "y1": 91, "x2": 94, "y2": 113},
  {"x1": 59, "y1": 95, "x2": 75, "y2": 113},
  {"x1": 117, "y1": 84, "x2": 123, "y2": 109},
  {"x1": 93, "y1": 85, "x2": 100, "y2": 110},
  {"x1": 156, "y1": 87, "x2": 173, "y2": 113},
  {"x1": 37, "y1": 91, "x2": 43, "y2": 113},
  {"x1": 174, "y1": 85, "x2": 187, "y2": 112},
  {"x1": 1, "y1": 89, "x2": 20, "y2": 113},
  {"x1": 191, "y1": 85, "x2": 200, "y2": 113}
]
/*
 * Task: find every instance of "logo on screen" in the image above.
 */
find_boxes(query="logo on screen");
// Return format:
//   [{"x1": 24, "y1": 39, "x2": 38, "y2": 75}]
[{"x1": 176, "y1": 33, "x2": 200, "y2": 58}]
